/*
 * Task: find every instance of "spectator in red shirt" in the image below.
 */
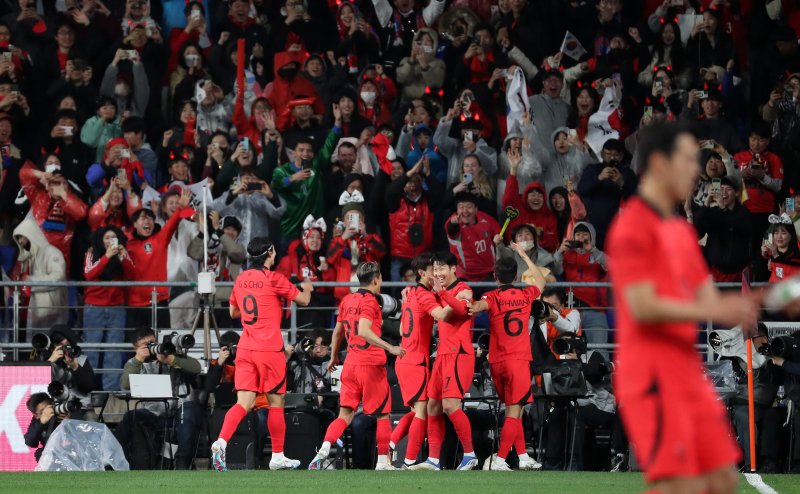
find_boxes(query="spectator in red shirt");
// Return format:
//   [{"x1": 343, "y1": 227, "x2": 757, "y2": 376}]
[
  {"x1": 83, "y1": 225, "x2": 135, "y2": 391},
  {"x1": 734, "y1": 122, "x2": 783, "y2": 278},
  {"x1": 446, "y1": 193, "x2": 500, "y2": 281},
  {"x1": 19, "y1": 157, "x2": 88, "y2": 274},
  {"x1": 87, "y1": 173, "x2": 140, "y2": 232},
  {"x1": 502, "y1": 150, "x2": 559, "y2": 252}
]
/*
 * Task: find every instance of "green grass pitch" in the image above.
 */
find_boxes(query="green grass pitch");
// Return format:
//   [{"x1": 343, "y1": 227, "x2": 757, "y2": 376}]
[{"x1": 1, "y1": 471, "x2": 798, "y2": 493}]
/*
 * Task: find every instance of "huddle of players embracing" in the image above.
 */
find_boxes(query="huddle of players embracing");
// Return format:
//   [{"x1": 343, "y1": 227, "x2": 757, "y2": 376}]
[{"x1": 208, "y1": 233, "x2": 547, "y2": 472}]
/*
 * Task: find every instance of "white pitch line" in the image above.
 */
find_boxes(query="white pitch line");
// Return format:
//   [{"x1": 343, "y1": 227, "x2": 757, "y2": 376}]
[{"x1": 744, "y1": 473, "x2": 779, "y2": 494}]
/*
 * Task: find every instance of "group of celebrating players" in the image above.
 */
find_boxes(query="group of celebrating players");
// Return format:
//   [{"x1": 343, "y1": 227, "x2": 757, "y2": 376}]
[
  {"x1": 208, "y1": 233, "x2": 546, "y2": 472},
  {"x1": 207, "y1": 122, "x2": 762, "y2": 493}
]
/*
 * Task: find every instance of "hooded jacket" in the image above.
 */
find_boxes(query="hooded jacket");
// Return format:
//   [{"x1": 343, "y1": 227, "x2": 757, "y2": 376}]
[
  {"x1": 266, "y1": 51, "x2": 325, "y2": 132},
  {"x1": 386, "y1": 172, "x2": 444, "y2": 259},
  {"x1": 396, "y1": 29, "x2": 446, "y2": 103},
  {"x1": 535, "y1": 127, "x2": 593, "y2": 194},
  {"x1": 13, "y1": 219, "x2": 67, "y2": 331},
  {"x1": 19, "y1": 162, "x2": 88, "y2": 274},
  {"x1": 501, "y1": 179, "x2": 559, "y2": 252},
  {"x1": 554, "y1": 221, "x2": 608, "y2": 310},
  {"x1": 497, "y1": 121, "x2": 542, "y2": 216},
  {"x1": 433, "y1": 118, "x2": 498, "y2": 188}
]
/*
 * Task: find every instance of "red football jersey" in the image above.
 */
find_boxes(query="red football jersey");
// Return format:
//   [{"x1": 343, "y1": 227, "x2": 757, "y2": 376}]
[
  {"x1": 482, "y1": 285, "x2": 540, "y2": 363},
  {"x1": 399, "y1": 284, "x2": 439, "y2": 360},
  {"x1": 447, "y1": 211, "x2": 501, "y2": 281},
  {"x1": 230, "y1": 268, "x2": 299, "y2": 352},
  {"x1": 437, "y1": 280, "x2": 475, "y2": 356},
  {"x1": 607, "y1": 197, "x2": 711, "y2": 396},
  {"x1": 337, "y1": 289, "x2": 386, "y2": 365}
]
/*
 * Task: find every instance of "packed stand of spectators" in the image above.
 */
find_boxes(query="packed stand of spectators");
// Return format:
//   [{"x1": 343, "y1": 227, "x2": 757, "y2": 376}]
[{"x1": 1, "y1": 0, "x2": 800, "y2": 403}]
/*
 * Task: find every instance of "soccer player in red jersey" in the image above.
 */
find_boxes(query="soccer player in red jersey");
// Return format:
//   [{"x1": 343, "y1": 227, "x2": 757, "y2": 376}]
[
  {"x1": 391, "y1": 253, "x2": 457, "y2": 468},
  {"x1": 210, "y1": 237, "x2": 314, "y2": 471},
  {"x1": 413, "y1": 251, "x2": 477, "y2": 471},
  {"x1": 606, "y1": 123, "x2": 759, "y2": 494},
  {"x1": 308, "y1": 262, "x2": 406, "y2": 471},
  {"x1": 469, "y1": 242, "x2": 545, "y2": 471}
]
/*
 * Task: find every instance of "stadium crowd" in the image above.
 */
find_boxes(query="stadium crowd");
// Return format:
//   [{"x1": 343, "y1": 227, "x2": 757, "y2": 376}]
[{"x1": 5, "y1": 0, "x2": 800, "y2": 475}]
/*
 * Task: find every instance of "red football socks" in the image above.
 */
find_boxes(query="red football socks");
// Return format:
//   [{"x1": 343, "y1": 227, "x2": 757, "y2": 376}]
[
  {"x1": 498, "y1": 417, "x2": 519, "y2": 459},
  {"x1": 390, "y1": 411, "x2": 415, "y2": 447},
  {"x1": 218, "y1": 403, "x2": 247, "y2": 443},
  {"x1": 324, "y1": 417, "x2": 348, "y2": 444},
  {"x1": 448, "y1": 409, "x2": 474, "y2": 452},
  {"x1": 405, "y1": 417, "x2": 427, "y2": 463},
  {"x1": 267, "y1": 408, "x2": 286, "y2": 453},
  {"x1": 376, "y1": 418, "x2": 391, "y2": 455},
  {"x1": 427, "y1": 414, "x2": 445, "y2": 459}
]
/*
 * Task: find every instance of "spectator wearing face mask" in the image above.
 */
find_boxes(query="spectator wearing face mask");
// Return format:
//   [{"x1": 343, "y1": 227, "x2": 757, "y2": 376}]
[
  {"x1": 693, "y1": 176, "x2": 753, "y2": 282},
  {"x1": 357, "y1": 78, "x2": 392, "y2": 128},
  {"x1": 502, "y1": 151, "x2": 559, "y2": 252},
  {"x1": 167, "y1": 2, "x2": 213, "y2": 76},
  {"x1": 19, "y1": 157, "x2": 88, "y2": 274},
  {"x1": 331, "y1": 87, "x2": 371, "y2": 139},
  {"x1": 396, "y1": 28, "x2": 445, "y2": 104},
  {"x1": 100, "y1": 48, "x2": 149, "y2": 119},
  {"x1": 577, "y1": 139, "x2": 637, "y2": 250},
  {"x1": 493, "y1": 223, "x2": 560, "y2": 281}
]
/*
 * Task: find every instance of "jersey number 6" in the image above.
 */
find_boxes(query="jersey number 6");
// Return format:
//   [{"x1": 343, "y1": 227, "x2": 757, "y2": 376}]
[{"x1": 503, "y1": 308, "x2": 524, "y2": 337}]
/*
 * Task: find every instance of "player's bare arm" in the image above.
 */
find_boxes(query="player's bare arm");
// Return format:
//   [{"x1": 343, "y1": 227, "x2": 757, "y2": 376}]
[
  {"x1": 229, "y1": 303, "x2": 241, "y2": 319},
  {"x1": 358, "y1": 317, "x2": 406, "y2": 357},
  {"x1": 511, "y1": 241, "x2": 546, "y2": 291},
  {"x1": 293, "y1": 280, "x2": 314, "y2": 306},
  {"x1": 327, "y1": 321, "x2": 343, "y2": 371},
  {"x1": 624, "y1": 281, "x2": 757, "y2": 328},
  {"x1": 467, "y1": 299, "x2": 488, "y2": 315},
  {"x1": 430, "y1": 305, "x2": 454, "y2": 321},
  {"x1": 455, "y1": 289, "x2": 472, "y2": 301}
]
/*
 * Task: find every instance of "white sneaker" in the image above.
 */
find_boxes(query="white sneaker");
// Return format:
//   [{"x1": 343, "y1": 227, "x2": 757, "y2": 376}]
[
  {"x1": 375, "y1": 462, "x2": 399, "y2": 471},
  {"x1": 518, "y1": 457, "x2": 543, "y2": 471},
  {"x1": 482, "y1": 454, "x2": 512, "y2": 471},
  {"x1": 269, "y1": 456, "x2": 301, "y2": 470},
  {"x1": 407, "y1": 459, "x2": 441, "y2": 471}
]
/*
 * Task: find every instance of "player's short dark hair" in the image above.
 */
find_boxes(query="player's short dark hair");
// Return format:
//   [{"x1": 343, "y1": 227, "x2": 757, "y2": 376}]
[
  {"x1": 132, "y1": 326, "x2": 155, "y2": 346},
  {"x1": 637, "y1": 122, "x2": 697, "y2": 175},
  {"x1": 433, "y1": 251, "x2": 458, "y2": 268},
  {"x1": 542, "y1": 287, "x2": 567, "y2": 305},
  {"x1": 26, "y1": 392, "x2": 52, "y2": 414},
  {"x1": 247, "y1": 237, "x2": 274, "y2": 266},
  {"x1": 494, "y1": 257, "x2": 518, "y2": 284},
  {"x1": 411, "y1": 253, "x2": 434, "y2": 282},
  {"x1": 357, "y1": 261, "x2": 381, "y2": 286}
]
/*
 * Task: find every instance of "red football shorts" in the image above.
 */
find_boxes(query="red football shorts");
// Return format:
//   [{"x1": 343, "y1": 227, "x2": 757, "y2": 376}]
[
  {"x1": 234, "y1": 348, "x2": 287, "y2": 394},
  {"x1": 395, "y1": 355, "x2": 430, "y2": 406},
  {"x1": 620, "y1": 372, "x2": 741, "y2": 482},
  {"x1": 490, "y1": 359, "x2": 533, "y2": 406},
  {"x1": 428, "y1": 352, "x2": 475, "y2": 401},
  {"x1": 339, "y1": 363, "x2": 391, "y2": 414}
]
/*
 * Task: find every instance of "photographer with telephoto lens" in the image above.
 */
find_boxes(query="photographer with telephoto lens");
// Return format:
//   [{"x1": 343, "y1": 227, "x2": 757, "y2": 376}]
[
  {"x1": 119, "y1": 326, "x2": 203, "y2": 469},
  {"x1": 33, "y1": 324, "x2": 97, "y2": 420},
  {"x1": 24, "y1": 393, "x2": 65, "y2": 462}
]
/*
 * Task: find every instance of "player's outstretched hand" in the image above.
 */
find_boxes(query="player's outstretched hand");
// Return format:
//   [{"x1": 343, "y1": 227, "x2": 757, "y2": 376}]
[
  {"x1": 389, "y1": 345, "x2": 406, "y2": 358},
  {"x1": 710, "y1": 293, "x2": 759, "y2": 329}
]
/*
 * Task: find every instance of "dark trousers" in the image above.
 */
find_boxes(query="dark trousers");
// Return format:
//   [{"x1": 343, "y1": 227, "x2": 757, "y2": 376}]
[
  {"x1": 119, "y1": 400, "x2": 205, "y2": 467},
  {"x1": 733, "y1": 404, "x2": 783, "y2": 468}
]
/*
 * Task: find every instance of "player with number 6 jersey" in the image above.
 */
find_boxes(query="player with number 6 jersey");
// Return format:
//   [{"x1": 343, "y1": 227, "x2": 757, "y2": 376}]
[
  {"x1": 392, "y1": 254, "x2": 455, "y2": 469},
  {"x1": 470, "y1": 243, "x2": 546, "y2": 471},
  {"x1": 309, "y1": 262, "x2": 406, "y2": 471},
  {"x1": 211, "y1": 238, "x2": 313, "y2": 472}
]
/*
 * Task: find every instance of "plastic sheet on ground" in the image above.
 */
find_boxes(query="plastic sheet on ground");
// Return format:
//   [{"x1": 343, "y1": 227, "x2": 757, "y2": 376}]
[{"x1": 35, "y1": 419, "x2": 130, "y2": 471}]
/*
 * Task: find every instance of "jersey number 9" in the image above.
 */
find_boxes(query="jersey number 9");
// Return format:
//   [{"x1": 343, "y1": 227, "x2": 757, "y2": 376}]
[{"x1": 242, "y1": 294, "x2": 259, "y2": 325}]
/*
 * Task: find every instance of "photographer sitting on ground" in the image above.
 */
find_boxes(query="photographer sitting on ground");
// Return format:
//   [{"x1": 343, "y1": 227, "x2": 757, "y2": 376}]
[
  {"x1": 41, "y1": 324, "x2": 97, "y2": 419},
  {"x1": 119, "y1": 327, "x2": 203, "y2": 470},
  {"x1": 24, "y1": 393, "x2": 63, "y2": 462}
]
